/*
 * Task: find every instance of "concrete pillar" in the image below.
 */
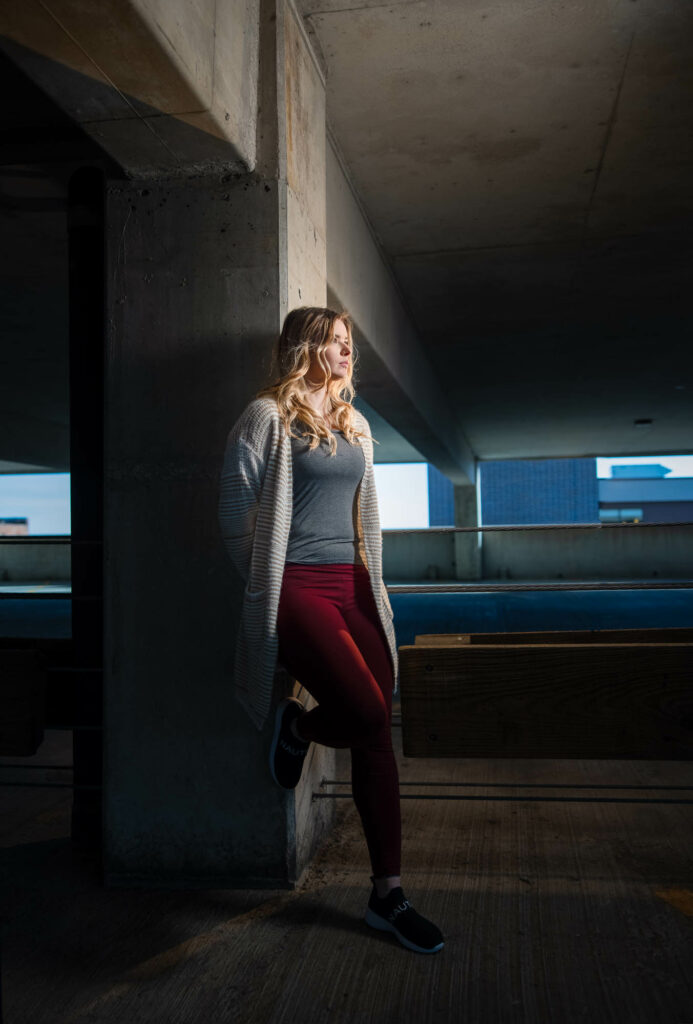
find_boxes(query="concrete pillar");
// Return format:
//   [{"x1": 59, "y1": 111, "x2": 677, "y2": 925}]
[
  {"x1": 453, "y1": 480, "x2": 482, "y2": 580},
  {"x1": 103, "y1": 0, "x2": 332, "y2": 887}
]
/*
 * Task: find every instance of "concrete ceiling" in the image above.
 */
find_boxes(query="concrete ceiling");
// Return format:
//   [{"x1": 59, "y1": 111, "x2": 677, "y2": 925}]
[
  {"x1": 301, "y1": 0, "x2": 693, "y2": 459},
  {"x1": 2, "y1": 3, "x2": 692, "y2": 471}
]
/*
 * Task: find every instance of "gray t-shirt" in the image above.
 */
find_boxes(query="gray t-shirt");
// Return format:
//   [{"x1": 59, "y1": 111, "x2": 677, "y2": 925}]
[{"x1": 285, "y1": 424, "x2": 366, "y2": 564}]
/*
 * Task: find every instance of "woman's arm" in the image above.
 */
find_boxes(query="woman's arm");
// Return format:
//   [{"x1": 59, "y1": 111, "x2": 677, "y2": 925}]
[{"x1": 217, "y1": 434, "x2": 265, "y2": 584}]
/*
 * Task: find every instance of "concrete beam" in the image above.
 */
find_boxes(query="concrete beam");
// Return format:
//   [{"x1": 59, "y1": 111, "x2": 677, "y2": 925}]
[
  {"x1": 0, "y1": 0, "x2": 260, "y2": 175},
  {"x1": 277, "y1": 0, "x2": 327, "y2": 311},
  {"x1": 325, "y1": 136, "x2": 476, "y2": 485}
]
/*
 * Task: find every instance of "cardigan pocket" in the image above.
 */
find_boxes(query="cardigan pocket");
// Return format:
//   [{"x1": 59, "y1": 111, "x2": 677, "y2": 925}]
[{"x1": 239, "y1": 586, "x2": 269, "y2": 651}]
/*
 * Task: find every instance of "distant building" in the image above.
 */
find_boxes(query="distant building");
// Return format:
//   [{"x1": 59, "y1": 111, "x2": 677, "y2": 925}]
[
  {"x1": 427, "y1": 463, "x2": 455, "y2": 526},
  {"x1": 599, "y1": 476, "x2": 693, "y2": 523},
  {"x1": 479, "y1": 458, "x2": 599, "y2": 525},
  {"x1": 428, "y1": 458, "x2": 693, "y2": 527},
  {"x1": 0, "y1": 517, "x2": 29, "y2": 536}
]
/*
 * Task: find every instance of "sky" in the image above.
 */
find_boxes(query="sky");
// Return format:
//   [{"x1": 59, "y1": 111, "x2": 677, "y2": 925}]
[
  {"x1": 2, "y1": 455, "x2": 692, "y2": 534},
  {"x1": 0, "y1": 473, "x2": 71, "y2": 535},
  {"x1": 373, "y1": 463, "x2": 429, "y2": 528}
]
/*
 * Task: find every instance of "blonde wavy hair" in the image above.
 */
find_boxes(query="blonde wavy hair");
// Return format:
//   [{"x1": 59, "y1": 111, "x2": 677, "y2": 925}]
[{"x1": 256, "y1": 306, "x2": 376, "y2": 456}]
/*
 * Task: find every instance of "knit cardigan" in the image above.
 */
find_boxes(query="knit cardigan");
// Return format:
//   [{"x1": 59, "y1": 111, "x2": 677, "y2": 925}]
[{"x1": 218, "y1": 396, "x2": 399, "y2": 730}]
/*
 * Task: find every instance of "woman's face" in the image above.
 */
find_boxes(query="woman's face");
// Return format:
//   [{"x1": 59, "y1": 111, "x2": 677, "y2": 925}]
[{"x1": 306, "y1": 319, "x2": 351, "y2": 385}]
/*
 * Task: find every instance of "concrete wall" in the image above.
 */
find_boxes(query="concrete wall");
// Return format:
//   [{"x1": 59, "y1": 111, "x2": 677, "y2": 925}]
[
  {"x1": 0, "y1": 188, "x2": 70, "y2": 470},
  {"x1": 6, "y1": 524, "x2": 690, "y2": 589},
  {"x1": 0, "y1": 541, "x2": 70, "y2": 583},
  {"x1": 5, "y1": 522, "x2": 689, "y2": 590},
  {"x1": 482, "y1": 525, "x2": 693, "y2": 582},
  {"x1": 382, "y1": 531, "x2": 456, "y2": 582},
  {"x1": 382, "y1": 525, "x2": 693, "y2": 582}
]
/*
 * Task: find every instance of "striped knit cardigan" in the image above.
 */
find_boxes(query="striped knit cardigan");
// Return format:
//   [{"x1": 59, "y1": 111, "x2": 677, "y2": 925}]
[{"x1": 217, "y1": 396, "x2": 399, "y2": 730}]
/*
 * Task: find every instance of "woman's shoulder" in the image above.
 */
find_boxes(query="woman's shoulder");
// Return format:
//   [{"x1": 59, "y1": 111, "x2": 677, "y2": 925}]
[
  {"x1": 245, "y1": 395, "x2": 280, "y2": 421},
  {"x1": 228, "y1": 396, "x2": 281, "y2": 446}
]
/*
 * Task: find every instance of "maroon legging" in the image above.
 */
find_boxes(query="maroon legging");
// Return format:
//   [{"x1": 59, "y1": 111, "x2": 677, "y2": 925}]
[{"x1": 276, "y1": 561, "x2": 401, "y2": 879}]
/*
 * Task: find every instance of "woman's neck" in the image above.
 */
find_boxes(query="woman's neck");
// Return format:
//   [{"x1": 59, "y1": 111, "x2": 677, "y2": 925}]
[{"x1": 302, "y1": 383, "x2": 330, "y2": 421}]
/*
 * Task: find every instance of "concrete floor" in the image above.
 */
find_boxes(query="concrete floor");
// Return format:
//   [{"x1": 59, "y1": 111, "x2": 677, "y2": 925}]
[{"x1": 2, "y1": 727, "x2": 693, "y2": 1023}]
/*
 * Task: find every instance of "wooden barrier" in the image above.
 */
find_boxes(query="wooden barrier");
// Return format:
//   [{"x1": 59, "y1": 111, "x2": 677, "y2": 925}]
[{"x1": 399, "y1": 642, "x2": 693, "y2": 759}]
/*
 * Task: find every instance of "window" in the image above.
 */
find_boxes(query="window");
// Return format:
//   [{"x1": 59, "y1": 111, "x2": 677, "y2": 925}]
[{"x1": 599, "y1": 507, "x2": 643, "y2": 523}]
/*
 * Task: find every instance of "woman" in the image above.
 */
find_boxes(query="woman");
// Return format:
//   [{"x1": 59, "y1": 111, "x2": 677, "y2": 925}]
[{"x1": 218, "y1": 306, "x2": 444, "y2": 954}]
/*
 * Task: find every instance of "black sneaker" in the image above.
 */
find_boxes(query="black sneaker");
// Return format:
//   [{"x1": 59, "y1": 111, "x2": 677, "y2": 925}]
[
  {"x1": 365, "y1": 885, "x2": 444, "y2": 954},
  {"x1": 269, "y1": 698, "x2": 310, "y2": 789}
]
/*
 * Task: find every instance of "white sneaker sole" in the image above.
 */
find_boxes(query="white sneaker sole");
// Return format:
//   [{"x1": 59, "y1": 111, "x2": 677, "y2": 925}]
[{"x1": 365, "y1": 907, "x2": 444, "y2": 954}]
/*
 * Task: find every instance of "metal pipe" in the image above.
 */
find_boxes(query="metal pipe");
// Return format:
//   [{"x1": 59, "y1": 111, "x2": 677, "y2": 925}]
[
  {"x1": 0, "y1": 763, "x2": 73, "y2": 770},
  {"x1": 46, "y1": 725, "x2": 101, "y2": 731},
  {"x1": 320, "y1": 779, "x2": 693, "y2": 791},
  {"x1": 387, "y1": 581, "x2": 693, "y2": 592},
  {"x1": 383, "y1": 522, "x2": 693, "y2": 534},
  {"x1": 0, "y1": 781, "x2": 99, "y2": 790},
  {"x1": 312, "y1": 792, "x2": 693, "y2": 804}
]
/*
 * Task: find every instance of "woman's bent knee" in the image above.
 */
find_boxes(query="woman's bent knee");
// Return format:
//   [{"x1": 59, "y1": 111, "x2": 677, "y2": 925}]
[{"x1": 351, "y1": 697, "x2": 389, "y2": 740}]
